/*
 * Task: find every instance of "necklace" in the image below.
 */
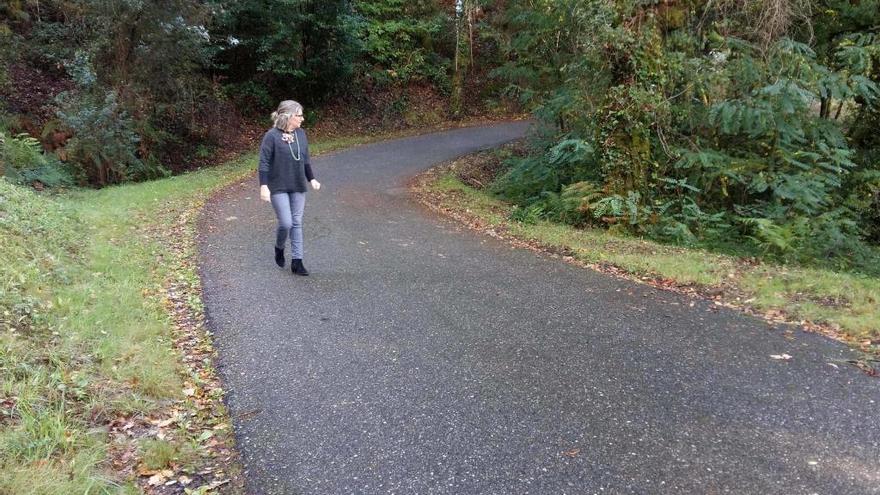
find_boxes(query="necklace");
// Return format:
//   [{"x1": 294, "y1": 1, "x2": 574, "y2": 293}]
[{"x1": 283, "y1": 130, "x2": 301, "y2": 161}]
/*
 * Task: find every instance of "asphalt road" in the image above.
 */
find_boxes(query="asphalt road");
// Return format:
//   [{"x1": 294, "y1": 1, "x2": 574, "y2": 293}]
[{"x1": 198, "y1": 122, "x2": 879, "y2": 495}]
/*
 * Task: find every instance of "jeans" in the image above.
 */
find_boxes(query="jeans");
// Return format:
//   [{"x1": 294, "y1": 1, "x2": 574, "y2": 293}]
[{"x1": 271, "y1": 192, "x2": 306, "y2": 259}]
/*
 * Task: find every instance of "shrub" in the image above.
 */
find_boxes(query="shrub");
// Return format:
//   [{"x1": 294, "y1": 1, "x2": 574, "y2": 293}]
[
  {"x1": 490, "y1": 0, "x2": 880, "y2": 272},
  {"x1": 0, "y1": 131, "x2": 72, "y2": 187},
  {"x1": 55, "y1": 90, "x2": 156, "y2": 185}
]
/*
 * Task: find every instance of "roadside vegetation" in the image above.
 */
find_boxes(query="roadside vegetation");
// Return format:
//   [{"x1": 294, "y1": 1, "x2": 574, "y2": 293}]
[
  {"x1": 1, "y1": 0, "x2": 508, "y2": 188},
  {"x1": 488, "y1": 1, "x2": 880, "y2": 276},
  {"x1": 0, "y1": 159, "x2": 251, "y2": 494},
  {"x1": 413, "y1": 145, "x2": 879, "y2": 360}
]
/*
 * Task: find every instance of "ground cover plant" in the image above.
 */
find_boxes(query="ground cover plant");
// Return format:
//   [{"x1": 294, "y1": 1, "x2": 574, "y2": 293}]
[{"x1": 0, "y1": 163, "x2": 251, "y2": 494}]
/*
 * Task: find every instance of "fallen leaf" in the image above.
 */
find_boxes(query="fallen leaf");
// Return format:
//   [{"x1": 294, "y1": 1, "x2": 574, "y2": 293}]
[
  {"x1": 157, "y1": 417, "x2": 177, "y2": 428},
  {"x1": 137, "y1": 466, "x2": 161, "y2": 477},
  {"x1": 562, "y1": 448, "x2": 581, "y2": 457},
  {"x1": 148, "y1": 473, "x2": 166, "y2": 486}
]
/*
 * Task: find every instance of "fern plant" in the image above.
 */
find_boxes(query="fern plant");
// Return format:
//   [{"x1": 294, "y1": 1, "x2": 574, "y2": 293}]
[{"x1": 0, "y1": 132, "x2": 72, "y2": 187}]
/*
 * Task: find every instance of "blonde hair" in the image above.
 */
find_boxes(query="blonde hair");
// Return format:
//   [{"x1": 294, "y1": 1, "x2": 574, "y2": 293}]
[{"x1": 271, "y1": 100, "x2": 303, "y2": 130}]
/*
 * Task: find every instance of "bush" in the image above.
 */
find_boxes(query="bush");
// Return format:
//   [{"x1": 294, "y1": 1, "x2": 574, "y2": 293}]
[
  {"x1": 490, "y1": 0, "x2": 880, "y2": 272},
  {"x1": 0, "y1": 131, "x2": 72, "y2": 187},
  {"x1": 55, "y1": 89, "x2": 157, "y2": 185},
  {"x1": 354, "y1": 0, "x2": 452, "y2": 89}
]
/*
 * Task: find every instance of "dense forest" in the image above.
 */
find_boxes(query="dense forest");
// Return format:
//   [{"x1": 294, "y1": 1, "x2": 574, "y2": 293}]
[
  {"x1": 1, "y1": 0, "x2": 879, "y2": 270},
  {"x1": 0, "y1": 0, "x2": 503, "y2": 185},
  {"x1": 490, "y1": 0, "x2": 880, "y2": 273}
]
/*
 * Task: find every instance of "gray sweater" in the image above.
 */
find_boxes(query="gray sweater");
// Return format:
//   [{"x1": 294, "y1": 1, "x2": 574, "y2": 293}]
[{"x1": 258, "y1": 127, "x2": 315, "y2": 193}]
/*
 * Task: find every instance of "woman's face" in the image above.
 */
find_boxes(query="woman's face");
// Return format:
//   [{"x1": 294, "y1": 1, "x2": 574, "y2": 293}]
[{"x1": 287, "y1": 111, "x2": 304, "y2": 130}]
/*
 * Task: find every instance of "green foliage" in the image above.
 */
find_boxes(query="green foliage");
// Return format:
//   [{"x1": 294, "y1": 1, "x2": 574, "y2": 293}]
[
  {"x1": 491, "y1": 0, "x2": 880, "y2": 273},
  {"x1": 3, "y1": 0, "x2": 481, "y2": 186},
  {"x1": 3, "y1": 0, "x2": 221, "y2": 186},
  {"x1": 55, "y1": 88, "x2": 156, "y2": 185},
  {"x1": 223, "y1": 80, "x2": 275, "y2": 115},
  {"x1": 0, "y1": 132, "x2": 72, "y2": 187},
  {"x1": 557, "y1": 181, "x2": 605, "y2": 225},
  {"x1": 493, "y1": 136, "x2": 599, "y2": 202},
  {"x1": 355, "y1": 0, "x2": 451, "y2": 88},
  {"x1": 79, "y1": 0, "x2": 219, "y2": 168},
  {"x1": 212, "y1": 0, "x2": 360, "y2": 105},
  {"x1": 509, "y1": 203, "x2": 544, "y2": 224}
]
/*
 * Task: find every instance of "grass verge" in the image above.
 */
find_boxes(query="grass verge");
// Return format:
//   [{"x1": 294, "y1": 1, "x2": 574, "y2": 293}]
[
  {"x1": 1, "y1": 156, "x2": 253, "y2": 494},
  {"x1": 411, "y1": 152, "x2": 879, "y2": 366},
  {"x1": 1, "y1": 121, "x2": 504, "y2": 494}
]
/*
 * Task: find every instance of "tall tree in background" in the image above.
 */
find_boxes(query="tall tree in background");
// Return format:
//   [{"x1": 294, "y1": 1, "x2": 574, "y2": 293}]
[
  {"x1": 451, "y1": 0, "x2": 480, "y2": 114},
  {"x1": 211, "y1": 0, "x2": 360, "y2": 109},
  {"x1": 354, "y1": 0, "x2": 451, "y2": 88}
]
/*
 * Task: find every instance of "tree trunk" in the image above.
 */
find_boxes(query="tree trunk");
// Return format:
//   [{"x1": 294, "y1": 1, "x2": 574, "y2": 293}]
[{"x1": 452, "y1": 0, "x2": 463, "y2": 116}]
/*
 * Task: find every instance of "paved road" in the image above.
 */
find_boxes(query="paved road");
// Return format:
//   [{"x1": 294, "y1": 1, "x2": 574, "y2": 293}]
[{"x1": 199, "y1": 122, "x2": 879, "y2": 495}]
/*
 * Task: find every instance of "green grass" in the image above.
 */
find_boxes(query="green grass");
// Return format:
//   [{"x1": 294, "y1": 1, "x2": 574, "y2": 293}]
[
  {"x1": 140, "y1": 438, "x2": 194, "y2": 471},
  {"x1": 1, "y1": 183, "x2": 125, "y2": 492},
  {"x1": 742, "y1": 267, "x2": 879, "y2": 338},
  {"x1": 424, "y1": 172, "x2": 880, "y2": 344},
  {"x1": 0, "y1": 168, "x2": 237, "y2": 493}
]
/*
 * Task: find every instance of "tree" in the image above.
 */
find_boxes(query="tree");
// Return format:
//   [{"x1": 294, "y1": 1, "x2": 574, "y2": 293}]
[
  {"x1": 354, "y1": 0, "x2": 451, "y2": 88},
  {"x1": 490, "y1": 0, "x2": 880, "y2": 271},
  {"x1": 212, "y1": 0, "x2": 360, "y2": 107}
]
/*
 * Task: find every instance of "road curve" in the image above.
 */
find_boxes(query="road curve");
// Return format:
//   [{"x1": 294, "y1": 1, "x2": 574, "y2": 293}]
[{"x1": 198, "y1": 122, "x2": 879, "y2": 495}]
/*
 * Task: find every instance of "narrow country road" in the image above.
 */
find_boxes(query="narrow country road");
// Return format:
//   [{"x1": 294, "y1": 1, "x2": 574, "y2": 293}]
[{"x1": 198, "y1": 123, "x2": 879, "y2": 494}]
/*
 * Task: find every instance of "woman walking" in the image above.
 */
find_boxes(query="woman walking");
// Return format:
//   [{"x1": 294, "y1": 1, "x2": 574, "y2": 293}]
[{"x1": 259, "y1": 100, "x2": 321, "y2": 275}]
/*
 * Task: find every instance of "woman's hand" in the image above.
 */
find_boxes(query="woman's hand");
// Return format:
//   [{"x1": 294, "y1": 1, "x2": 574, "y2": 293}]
[
  {"x1": 260, "y1": 185, "x2": 271, "y2": 202},
  {"x1": 310, "y1": 179, "x2": 321, "y2": 191}
]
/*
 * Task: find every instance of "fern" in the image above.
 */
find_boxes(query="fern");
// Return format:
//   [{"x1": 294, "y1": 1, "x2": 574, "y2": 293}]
[{"x1": 0, "y1": 132, "x2": 72, "y2": 187}]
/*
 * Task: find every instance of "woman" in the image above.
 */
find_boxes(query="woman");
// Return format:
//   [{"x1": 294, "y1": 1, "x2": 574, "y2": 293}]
[{"x1": 258, "y1": 100, "x2": 321, "y2": 276}]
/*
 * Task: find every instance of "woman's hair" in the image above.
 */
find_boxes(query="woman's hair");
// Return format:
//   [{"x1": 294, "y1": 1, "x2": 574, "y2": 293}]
[{"x1": 271, "y1": 100, "x2": 303, "y2": 130}]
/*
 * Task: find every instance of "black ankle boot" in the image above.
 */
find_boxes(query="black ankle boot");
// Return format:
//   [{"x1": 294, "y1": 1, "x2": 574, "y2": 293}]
[
  {"x1": 274, "y1": 247, "x2": 285, "y2": 267},
  {"x1": 292, "y1": 259, "x2": 309, "y2": 276}
]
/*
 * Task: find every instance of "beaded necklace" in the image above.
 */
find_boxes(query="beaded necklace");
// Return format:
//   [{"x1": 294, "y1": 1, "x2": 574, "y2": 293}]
[{"x1": 282, "y1": 130, "x2": 301, "y2": 161}]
